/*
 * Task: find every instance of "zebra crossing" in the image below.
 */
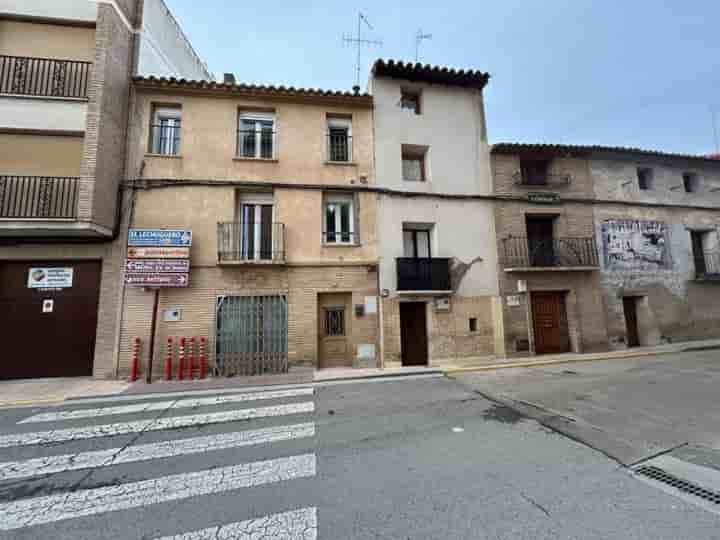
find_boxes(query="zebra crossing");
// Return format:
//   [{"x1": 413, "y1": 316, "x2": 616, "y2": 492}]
[{"x1": 0, "y1": 386, "x2": 319, "y2": 539}]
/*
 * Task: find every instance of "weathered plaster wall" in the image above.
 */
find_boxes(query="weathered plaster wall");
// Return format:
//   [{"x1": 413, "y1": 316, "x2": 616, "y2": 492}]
[{"x1": 593, "y1": 156, "x2": 720, "y2": 346}]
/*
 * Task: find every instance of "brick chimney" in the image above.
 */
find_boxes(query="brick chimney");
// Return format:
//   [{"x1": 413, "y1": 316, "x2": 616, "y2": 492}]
[{"x1": 223, "y1": 73, "x2": 236, "y2": 85}]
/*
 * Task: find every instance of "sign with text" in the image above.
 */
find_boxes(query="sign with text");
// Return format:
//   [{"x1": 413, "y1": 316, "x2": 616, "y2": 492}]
[
  {"x1": 127, "y1": 246, "x2": 190, "y2": 259},
  {"x1": 125, "y1": 273, "x2": 189, "y2": 287},
  {"x1": 125, "y1": 259, "x2": 190, "y2": 273},
  {"x1": 527, "y1": 192, "x2": 561, "y2": 204},
  {"x1": 27, "y1": 267, "x2": 73, "y2": 289},
  {"x1": 128, "y1": 229, "x2": 192, "y2": 247}
]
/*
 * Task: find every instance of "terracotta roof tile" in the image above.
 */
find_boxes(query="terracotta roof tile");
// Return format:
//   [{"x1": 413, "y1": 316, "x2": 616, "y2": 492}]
[
  {"x1": 492, "y1": 143, "x2": 720, "y2": 164},
  {"x1": 372, "y1": 59, "x2": 490, "y2": 90}
]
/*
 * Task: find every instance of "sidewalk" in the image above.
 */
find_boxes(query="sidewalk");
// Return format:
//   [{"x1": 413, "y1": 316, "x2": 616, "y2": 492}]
[
  {"x1": 443, "y1": 337, "x2": 720, "y2": 374},
  {"x1": 0, "y1": 377, "x2": 129, "y2": 408}
]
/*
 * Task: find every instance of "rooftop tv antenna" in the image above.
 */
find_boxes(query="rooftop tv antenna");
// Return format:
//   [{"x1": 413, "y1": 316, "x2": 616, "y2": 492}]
[
  {"x1": 342, "y1": 12, "x2": 382, "y2": 92},
  {"x1": 712, "y1": 106, "x2": 719, "y2": 154},
  {"x1": 415, "y1": 29, "x2": 432, "y2": 62}
]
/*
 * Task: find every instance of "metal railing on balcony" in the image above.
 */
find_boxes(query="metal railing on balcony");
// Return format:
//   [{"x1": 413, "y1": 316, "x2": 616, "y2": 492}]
[
  {"x1": 0, "y1": 55, "x2": 91, "y2": 99},
  {"x1": 397, "y1": 257, "x2": 452, "y2": 291},
  {"x1": 323, "y1": 230, "x2": 358, "y2": 245},
  {"x1": 217, "y1": 222, "x2": 285, "y2": 263},
  {"x1": 326, "y1": 133, "x2": 353, "y2": 162},
  {"x1": 237, "y1": 129, "x2": 275, "y2": 159},
  {"x1": 0, "y1": 176, "x2": 79, "y2": 219},
  {"x1": 512, "y1": 171, "x2": 571, "y2": 187},
  {"x1": 502, "y1": 237, "x2": 599, "y2": 268},
  {"x1": 694, "y1": 251, "x2": 720, "y2": 279}
]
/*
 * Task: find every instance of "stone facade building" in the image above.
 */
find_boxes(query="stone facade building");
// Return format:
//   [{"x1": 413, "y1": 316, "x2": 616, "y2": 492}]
[
  {"x1": 370, "y1": 60, "x2": 505, "y2": 368},
  {"x1": 118, "y1": 76, "x2": 379, "y2": 378},
  {"x1": 0, "y1": 0, "x2": 209, "y2": 379},
  {"x1": 491, "y1": 143, "x2": 720, "y2": 356}
]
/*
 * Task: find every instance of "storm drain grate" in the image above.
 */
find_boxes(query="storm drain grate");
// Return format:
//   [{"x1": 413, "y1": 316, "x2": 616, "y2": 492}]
[{"x1": 636, "y1": 465, "x2": 720, "y2": 504}]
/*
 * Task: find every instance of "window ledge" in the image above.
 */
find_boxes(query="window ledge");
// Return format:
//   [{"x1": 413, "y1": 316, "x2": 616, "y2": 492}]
[
  {"x1": 145, "y1": 153, "x2": 183, "y2": 159},
  {"x1": 322, "y1": 242, "x2": 361, "y2": 248},
  {"x1": 325, "y1": 161, "x2": 357, "y2": 167},
  {"x1": 233, "y1": 157, "x2": 278, "y2": 163}
]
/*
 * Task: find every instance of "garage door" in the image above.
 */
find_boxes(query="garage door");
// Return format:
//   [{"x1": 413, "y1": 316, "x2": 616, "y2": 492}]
[{"x1": 0, "y1": 260, "x2": 101, "y2": 380}]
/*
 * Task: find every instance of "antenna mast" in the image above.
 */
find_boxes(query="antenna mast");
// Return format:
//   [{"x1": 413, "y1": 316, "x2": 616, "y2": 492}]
[
  {"x1": 342, "y1": 12, "x2": 382, "y2": 91},
  {"x1": 415, "y1": 29, "x2": 432, "y2": 62},
  {"x1": 712, "y1": 106, "x2": 719, "y2": 154}
]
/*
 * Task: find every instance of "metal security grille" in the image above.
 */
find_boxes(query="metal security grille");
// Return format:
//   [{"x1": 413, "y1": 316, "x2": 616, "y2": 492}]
[
  {"x1": 324, "y1": 307, "x2": 345, "y2": 336},
  {"x1": 215, "y1": 295, "x2": 288, "y2": 376},
  {"x1": 635, "y1": 465, "x2": 720, "y2": 504}
]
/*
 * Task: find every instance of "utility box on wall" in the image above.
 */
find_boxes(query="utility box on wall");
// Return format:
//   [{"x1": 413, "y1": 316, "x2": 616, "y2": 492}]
[{"x1": 434, "y1": 297, "x2": 451, "y2": 312}]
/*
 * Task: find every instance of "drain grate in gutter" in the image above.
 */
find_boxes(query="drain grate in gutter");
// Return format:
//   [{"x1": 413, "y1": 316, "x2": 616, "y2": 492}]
[{"x1": 636, "y1": 465, "x2": 720, "y2": 504}]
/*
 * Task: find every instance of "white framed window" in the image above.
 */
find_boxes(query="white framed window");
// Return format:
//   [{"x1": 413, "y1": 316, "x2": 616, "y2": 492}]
[
  {"x1": 237, "y1": 193, "x2": 275, "y2": 260},
  {"x1": 324, "y1": 193, "x2": 355, "y2": 244},
  {"x1": 238, "y1": 112, "x2": 275, "y2": 159},
  {"x1": 150, "y1": 106, "x2": 181, "y2": 155},
  {"x1": 327, "y1": 116, "x2": 352, "y2": 162},
  {"x1": 401, "y1": 144, "x2": 428, "y2": 182}
]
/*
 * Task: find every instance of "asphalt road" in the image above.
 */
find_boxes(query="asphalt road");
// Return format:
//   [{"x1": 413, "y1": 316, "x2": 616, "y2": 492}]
[{"x1": 0, "y1": 374, "x2": 719, "y2": 539}]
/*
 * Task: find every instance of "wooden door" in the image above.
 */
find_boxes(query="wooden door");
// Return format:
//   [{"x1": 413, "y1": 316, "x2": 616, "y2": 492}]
[
  {"x1": 531, "y1": 291, "x2": 570, "y2": 355},
  {"x1": 318, "y1": 293, "x2": 352, "y2": 368},
  {"x1": 526, "y1": 216, "x2": 555, "y2": 266},
  {"x1": 400, "y1": 302, "x2": 428, "y2": 366},
  {"x1": 623, "y1": 297, "x2": 640, "y2": 347},
  {"x1": 0, "y1": 261, "x2": 101, "y2": 379}
]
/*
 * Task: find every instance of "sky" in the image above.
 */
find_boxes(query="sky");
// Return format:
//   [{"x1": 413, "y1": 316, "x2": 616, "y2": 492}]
[{"x1": 165, "y1": 0, "x2": 720, "y2": 156}]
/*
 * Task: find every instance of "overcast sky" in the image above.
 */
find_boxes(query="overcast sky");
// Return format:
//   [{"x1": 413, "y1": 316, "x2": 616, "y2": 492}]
[{"x1": 165, "y1": 0, "x2": 720, "y2": 155}]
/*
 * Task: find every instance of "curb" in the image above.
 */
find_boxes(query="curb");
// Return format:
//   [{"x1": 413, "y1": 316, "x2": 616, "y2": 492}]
[
  {"x1": 313, "y1": 369, "x2": 443, "y2": 385},
  {"x1": 444, "y1": 347, "x2": 680, "y2": 375}
]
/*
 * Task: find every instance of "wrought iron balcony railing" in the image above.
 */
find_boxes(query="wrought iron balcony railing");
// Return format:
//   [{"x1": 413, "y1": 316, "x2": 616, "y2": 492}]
[
  {"x1": 397, "y1": 257, "x2": 452, "y2": 291},
  {"x1": 512, "y1": 171, "x2": 571, "y2": 187},
  {"x1": 502, "y1": 237, "x2": 599, "y2": 269},
  {"x1": 0, "y1": 176, "x2": 79, "y2": 219},
  {"x1": 694, "y1": 251, "x2": 720, "y2": 279},
  {"x1": 326, "y1": 133, "x2": 353, "y2": 162},
  {"x1": 217, "y1": 222, "x2": 285, "y2": 263},
  {"x1": 0, "y1": 55, "x2": 91, "y2": 99}
]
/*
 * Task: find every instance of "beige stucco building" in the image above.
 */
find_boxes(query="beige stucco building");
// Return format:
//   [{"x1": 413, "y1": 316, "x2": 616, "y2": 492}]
[
  {"x1": 117, "y1": 76, "x2": 379, "y2": 378},
  {"x1": 0, "y1": 0, "x2": 209, "y2": 380}
]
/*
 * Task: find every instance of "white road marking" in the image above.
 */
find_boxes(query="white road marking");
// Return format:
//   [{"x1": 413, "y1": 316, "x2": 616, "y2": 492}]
[
  {"x1": 155, "y1": 507, "x2": 317, "y2": 540},
  {"x1": 0, "y1": 453, "x2": 316, "y2": 531},
  {"x1": 19, "y1": 387, "x2": 315, "y2": 424},
  {"x1": 0, "y1": 423, "x2": 315, "y2": 481},
  {"x1": 0, "y1": 402, "x2": 315, "y2": 448}
]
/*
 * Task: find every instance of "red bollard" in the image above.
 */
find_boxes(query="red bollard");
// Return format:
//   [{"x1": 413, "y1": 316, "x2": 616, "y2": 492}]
[
  {"x1": 199, "y1": 337, "x2": 207, "y2": 380},
  {"x1": 129, "y1": 337, "x2": 140, "y2": 382},
  {"x1": 187, "y1": 337, "x2": 195, "y2": 380},
  {"x1": 164, "y1": 337, "x2": 173, "y2": 380},
  {"x1": 178, "y1": 337, "x2": 186, "y2": 381}
]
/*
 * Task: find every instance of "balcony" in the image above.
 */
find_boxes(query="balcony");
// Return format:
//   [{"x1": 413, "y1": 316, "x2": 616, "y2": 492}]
[
  {"x1": 0, "y1": 55, "x2": 91, "y2": 99},
  {"x1": 0, "y1": 176, "x2": 79, "y2": 219},
  {"x1": 396, "y1": 257, "x2": 452, "y2": 292},
  {"x1": 694, "y1": 252, "x2": 720, "y2": 281},
  {"x1": 502, "y1": 237, "x2": 599, "y2": 271},
  {"x1": 217, "y1": 222, "x2": 285, "y2": 264},
  {"x1": 512, "y1": 171, "x2": 571, "y2": 188}
]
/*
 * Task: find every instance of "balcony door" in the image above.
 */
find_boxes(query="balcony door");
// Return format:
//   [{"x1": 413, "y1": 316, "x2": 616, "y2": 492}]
[
  {"x1": 526, "y1": 216, "x2": 555, "y2": 267},
  {"x1": 403, "y1": 228, "x2": 431, "y2": 258},
  {"x1": 238, "y1": 194, "x2": 274, "y2": 261}
]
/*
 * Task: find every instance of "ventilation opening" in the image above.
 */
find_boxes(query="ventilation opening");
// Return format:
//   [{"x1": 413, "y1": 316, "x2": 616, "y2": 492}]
[{"x1": 635, "y1": 465, "x2": 720, "y2": 504}]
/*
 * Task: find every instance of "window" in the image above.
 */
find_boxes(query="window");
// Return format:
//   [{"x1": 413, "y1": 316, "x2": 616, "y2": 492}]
[
  {"x1": 637, "y1": 167, "x2": 653, "y2": 190},
  {"x1": 691, "y1": 230, "x2": 719, "y2": 277},
  {"x1": 238, "y1": 112, "x2": 275, "y2": 159},
  {"x1": 400, "y1": 88, "x2": 421, "y2": 114},
  {"x1": 324, "y1": 307, "x2": 345, "y2": 336},
  {"x1": 150, "y1": 105, "x2": 181, "y2": 155},
  {"x1": 237, "y1": 193, "x2": 274, "y2": 260},
  {"x1": 327, "y1": 116, "x2": 352, "y2": 162},
  {"x1": 402, "y1": 145, "x2": 427, "y2": 182},
  {"x1": 469, "y1": 318, "x2": 478, "y2": 332},
  {"x1": 403, "y1": 226, "x2": 432, "y2": 258},
  {"x1": 324, "y1": 193, "x2": 355, "y2": 244},
  {"x1": 520, "y1": 159, "x2": 550, "y2": 186},
  {"x1": 683, "y1": 172, "x2": 700, "y2": 193}
]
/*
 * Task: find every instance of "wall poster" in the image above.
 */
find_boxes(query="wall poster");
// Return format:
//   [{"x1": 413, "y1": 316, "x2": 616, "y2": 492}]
[{"x1": 601, "y1": 219, "x2": 668, "y2": 270}]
